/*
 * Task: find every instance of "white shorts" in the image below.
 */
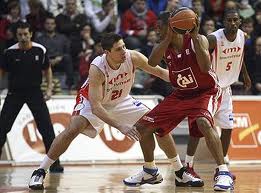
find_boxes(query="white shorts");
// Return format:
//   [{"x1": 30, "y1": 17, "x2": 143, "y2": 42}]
[
  {"x1": 73, "y1": 95, "x2": 149, "y2": 137},
  {"x1": 214, "y1": 86, "x2": 233, "y2": 129}
]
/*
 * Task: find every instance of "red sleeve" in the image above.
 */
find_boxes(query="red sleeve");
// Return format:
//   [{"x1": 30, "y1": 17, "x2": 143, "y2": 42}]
[{"x1": 121, "y1": 10, "x2": 135, "y2": 35}]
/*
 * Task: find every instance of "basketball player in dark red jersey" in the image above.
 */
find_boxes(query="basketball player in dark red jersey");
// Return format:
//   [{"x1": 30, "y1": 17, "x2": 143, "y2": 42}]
[{"x1": 130, "y1": 8, "x2": 234, "y2": 191}]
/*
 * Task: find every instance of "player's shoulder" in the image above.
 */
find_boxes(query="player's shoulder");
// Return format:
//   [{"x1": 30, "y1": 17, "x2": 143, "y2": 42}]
[
  {"x1": 32, "y1": 42, "x2": 47, "y2": 54},
  {"x1": 91, "y1": 54, "x2": 105, "y2": 65}
]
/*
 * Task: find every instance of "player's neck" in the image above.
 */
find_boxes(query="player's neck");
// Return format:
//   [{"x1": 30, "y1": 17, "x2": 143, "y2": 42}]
[
  {"x1": 223, "y1": 29, "x2": 237, "y2": 42},
  {"x1": 106, "y1": 55, "x2": 121, "y2": 70},
  {"x1": 18, "y1": 41, "x2": 32, "y2": 50}
]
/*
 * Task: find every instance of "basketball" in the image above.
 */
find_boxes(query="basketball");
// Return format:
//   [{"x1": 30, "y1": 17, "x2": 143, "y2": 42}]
[{"x1": 169, "y1": 7, "x2": 196, "y2": 34}]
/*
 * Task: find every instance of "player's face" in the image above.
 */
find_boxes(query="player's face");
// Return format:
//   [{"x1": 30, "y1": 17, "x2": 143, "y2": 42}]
[
  {"x1": 108, "y1": 39, "x2": 127, "y2": 63},
  {"x1": 16, "y1": 28, "x2": 32, "y2": 44},
  {"x1": 156, "y1": 20, "x2": 168, "y2": 40},
  {"x1": 224, "y1": 13, "x2": 241, "y2": 34}
]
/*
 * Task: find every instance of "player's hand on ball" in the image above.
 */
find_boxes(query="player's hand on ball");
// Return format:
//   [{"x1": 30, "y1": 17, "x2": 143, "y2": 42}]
[
  {"x1": 118, "y1": 125, "x2": 141, "y2": 141},
  {"x1": 190, "y1": 14, "x2": 200, "y2": 38}
]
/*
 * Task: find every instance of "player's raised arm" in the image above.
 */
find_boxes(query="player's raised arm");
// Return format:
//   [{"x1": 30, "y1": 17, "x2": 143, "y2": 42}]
[
  {"x1": 131, "y1": 50, "x2": 170, "y2": 82},
  {"x1": 148, "y1": 25, "x2": 173, "y2": 67},
  {"x1": 190, "y1": 18, "x2": 211, "y2": 73}
]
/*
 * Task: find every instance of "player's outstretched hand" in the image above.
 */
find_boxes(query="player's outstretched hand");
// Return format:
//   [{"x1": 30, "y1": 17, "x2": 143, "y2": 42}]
[{"x1": 118, "y1": 125, "x2": 141, "y2": 141}]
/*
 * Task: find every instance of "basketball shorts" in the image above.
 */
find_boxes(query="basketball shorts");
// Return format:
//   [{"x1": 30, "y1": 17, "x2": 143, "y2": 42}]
[
  {"x1": 139, "y1": 89, "x2": 221, "y2": 137},
  {"x1": 213, "y1": 86, "x2": 233, "y2": 129},
  {"x1": 72, "y1": 94, "x2": 149, "y2": 137}
]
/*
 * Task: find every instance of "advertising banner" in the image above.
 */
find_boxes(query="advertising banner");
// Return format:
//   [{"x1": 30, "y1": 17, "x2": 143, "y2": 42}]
[
  {"x1": 4, "y1": 96, "x2": 166, "y2": 163},
  {"x1": 228, "y1": 96, "x2": 261, "y2": 161}
]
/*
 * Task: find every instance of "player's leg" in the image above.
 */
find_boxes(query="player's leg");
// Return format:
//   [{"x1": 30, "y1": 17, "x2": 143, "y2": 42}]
[
  {"x1": 28, "y1": 115, "x2": 91, "y2": 190},
  {"x1": 156, "y1": 133, "x2": 204, "y2": 187},
  {"x1": 213, "y1": 87, "x2": 236, "y2": 180},
  {"x1": 122, "y1": 96, "x2": 203, "y2": 187},
  {"x1": 185, "y1": 136, "x2": 200, "y2": 178},
  {"x1": 28, "y1": 96, "x2": 98, "y2": 190},
  {"x1": 195, "y1": 117, "x2": 233, "y2": 191}
]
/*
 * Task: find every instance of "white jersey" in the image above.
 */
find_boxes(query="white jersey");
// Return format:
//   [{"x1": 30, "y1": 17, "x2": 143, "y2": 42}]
[
  {"x1": 79, "y1": 49, "x2": 135, "y2": 106},
  {"x1": 211, "y1": 29, "x2": 245, "y2": 88}
]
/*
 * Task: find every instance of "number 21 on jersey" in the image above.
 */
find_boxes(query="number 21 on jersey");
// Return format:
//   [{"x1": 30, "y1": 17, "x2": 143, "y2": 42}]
[{"x1": 111, "y1": 89, "x2": 123, "y2": 100}]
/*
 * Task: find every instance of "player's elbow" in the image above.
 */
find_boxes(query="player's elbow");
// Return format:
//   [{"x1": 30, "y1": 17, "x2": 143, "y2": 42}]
[{"x1": 148, "y1": 58, "x2": 158, "y2": 67}]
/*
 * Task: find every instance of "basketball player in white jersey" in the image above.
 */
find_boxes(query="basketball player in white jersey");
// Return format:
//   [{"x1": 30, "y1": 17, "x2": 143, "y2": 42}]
[
  {"x1": 28, "y1": 32, "x2": 201, "y2": 190},
  {"x1": 184, "y1": 9, "x2": 251, "y2": 181}
]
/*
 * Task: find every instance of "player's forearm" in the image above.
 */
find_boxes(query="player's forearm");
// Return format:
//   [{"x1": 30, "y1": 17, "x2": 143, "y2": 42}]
[
  {"x1": 192, "y1": 35, "x2": 211, "y2": 73},
  {"x1": 91, "y1": 104, "x2": 121, "y2": 129},
  {"x1": 148, "y1": 41, "x2": 170, "y2": 67},
  {"x1": 241, "y1": 62, "x2": 249, "y2": 77}
]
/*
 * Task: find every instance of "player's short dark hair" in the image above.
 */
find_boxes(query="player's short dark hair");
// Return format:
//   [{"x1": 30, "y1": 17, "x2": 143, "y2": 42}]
[
  {"x1": 15, "y1": 21, "x2": 32, "y2": 33},
  {"x1": 158, "y1": 11, "x2": 170, "y2": 26},
  {"x1": 223, "y1": 8, "x2": 240, "y2": 19},
  {"x1": 101, "y1": 33, "x2": 122, "y2": 51}
]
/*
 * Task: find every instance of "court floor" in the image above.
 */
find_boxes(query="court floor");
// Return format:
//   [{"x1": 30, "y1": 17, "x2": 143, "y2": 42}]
[{"x1": 0, "y1": 163, "x2": 260, "y2": 193}]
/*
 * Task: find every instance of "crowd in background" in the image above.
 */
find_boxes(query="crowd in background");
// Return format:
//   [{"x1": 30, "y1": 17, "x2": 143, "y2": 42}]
[{"x1": 0, "y1": 0, "x2": 261, "y2": 96}]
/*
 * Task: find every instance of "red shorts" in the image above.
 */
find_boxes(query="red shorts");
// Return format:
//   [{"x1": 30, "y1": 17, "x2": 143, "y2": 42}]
[{"x1": 139, "y1": 89, "x2": 221, "y2": 137}]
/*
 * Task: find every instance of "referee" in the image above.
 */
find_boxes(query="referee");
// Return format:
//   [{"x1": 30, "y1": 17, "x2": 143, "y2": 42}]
[{"x1": 0, "y1": 22, "x2": 63, "y2": 173}]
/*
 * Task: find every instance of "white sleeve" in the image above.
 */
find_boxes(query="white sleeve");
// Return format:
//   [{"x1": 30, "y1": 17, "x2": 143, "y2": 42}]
[{"x1": 91, "y1": 14, "x2": 112, "y2": 32}]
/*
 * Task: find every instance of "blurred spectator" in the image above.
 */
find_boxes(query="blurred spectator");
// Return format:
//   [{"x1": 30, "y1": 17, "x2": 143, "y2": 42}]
[
  {"x1": 238, "y1": 0, "x2": 255, "y2": 19},
  {"x1": 247, "y1": 36, "x2": 261, "y2": 95},
  {"x1": 26, "y1": 0, "x2": 51, "y2": 37},
  {"x1": 71, "y1": 24, "x2": 94, "y2": 68},
  {"x1": 200, "y1": 16, "x2": 215, "y2": 36},
  {"x1": 0, "y1": 1, "x2": 21, "y2": 42},
  {"x1": 241, "y1": 17, "x2": 255, "y2": 47},
  {"x1": 117, "y1": 0, "x2": 133, "y2": 15},
  {"x1": 77, "y1": 41, "x2": 103, "y2": 89},
  {"x1": 84, "y1": 0, "x2": 102, "y2": 18},
  {"x1": 165, "y1": 0, "x2": 180, "y2": 12},
  {"x1": 0, "y1": 0, "x2": 8, "y2": 15},
  {"x1": 141, "y1": 29, "x2": 157, "y2": 57},
  {"x1": 253, "y1": 2, "x2": 261, "y2": 37},
  {"x1": 147, "y1": 0, "x2": 168, "y2": 16},
  {"x1": 35, "y1": 15, "x2": 74, "y2": 90},
  {"x1": 91, "y1": 0, "x2": 120, "y2": 40},
  {"x1": 55, "y1": 0, "x2": 90, "y2": 39},
  {"x1": 191, "y1": 0, "x2": 205, "y2": 23},
  {"x1": 121, "y1": 0, "x2": 157, "y2": 50},
  {"x1": 204, "y1": 0, "x2": 225, "y2": 24},
  {"x1": 180, "y1": 0, "x2": 192, "y2": 8},
  {"x1": 49, "y1": 0, "x2": 83, "y2": 16},
  {"x1": 19, "y1": 0, "x2": 30, "y2": 20}
]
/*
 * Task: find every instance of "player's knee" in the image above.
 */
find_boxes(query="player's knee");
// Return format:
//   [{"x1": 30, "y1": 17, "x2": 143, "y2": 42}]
[
  {"x1": 196, "y1": 117, "x2": 212, "y2": 133},
  {"x1": 67, "y1": 116, "x2": 88, "y2": 136}
]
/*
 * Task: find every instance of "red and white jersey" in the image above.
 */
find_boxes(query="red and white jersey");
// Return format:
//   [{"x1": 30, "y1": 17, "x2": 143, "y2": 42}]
[
  {"x1": 211, "y1": 29, "x2": 245, "y2": 88},
  {"x1": 79, "y1": 49, "x2": 135, "y2": 106}
]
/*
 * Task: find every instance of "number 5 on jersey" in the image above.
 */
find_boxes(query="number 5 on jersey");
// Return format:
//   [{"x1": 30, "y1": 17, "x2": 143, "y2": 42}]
[{"x1": 226, "y1": 61, "x2": 232, "y2": 71}]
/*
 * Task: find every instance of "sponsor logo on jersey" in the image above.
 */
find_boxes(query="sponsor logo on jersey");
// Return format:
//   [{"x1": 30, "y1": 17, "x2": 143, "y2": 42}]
[
  {"x1": 108, "y1": 72, "x2": 128, "y2": 85},
  {"x1": 172, "y1": 67, "x2": 198, "y2": 90},
  {"x1": 222, "y1": 46, "x2": 241, "y2": 54}
]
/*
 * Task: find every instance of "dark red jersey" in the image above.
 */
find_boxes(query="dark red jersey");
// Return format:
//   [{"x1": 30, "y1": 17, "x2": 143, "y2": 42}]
[{"x1": 164, "y1": 35, "x2": 218, "y2": 98}]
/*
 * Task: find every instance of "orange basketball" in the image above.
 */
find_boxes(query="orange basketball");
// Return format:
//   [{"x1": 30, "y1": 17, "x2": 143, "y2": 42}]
[{"x1": 169, "y1": 7, "x2": 196, "y2": 34}]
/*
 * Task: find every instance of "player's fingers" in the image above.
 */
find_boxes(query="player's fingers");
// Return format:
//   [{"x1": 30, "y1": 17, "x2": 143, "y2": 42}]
[{"x1": 132, "y1": 128, "x2": 141, "y2": 140}]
